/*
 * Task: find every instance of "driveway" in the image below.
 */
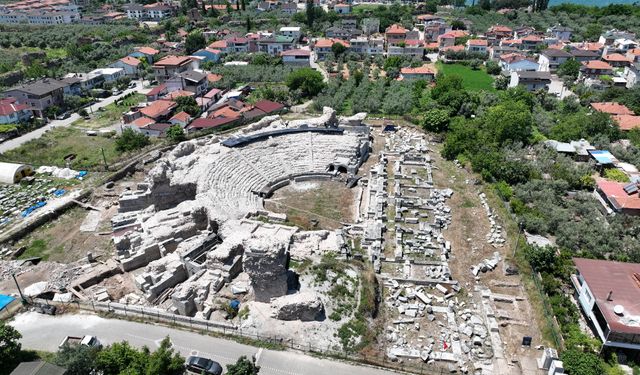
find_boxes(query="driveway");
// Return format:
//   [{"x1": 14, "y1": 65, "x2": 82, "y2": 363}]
[
  {"x1": 0, "y1": 80, "x2": 148, "y2": 154},
  {"x1": 10, "y1": 312, "x2": 401, "y2": 375},
  {"x1": 548, "y1": 75, "x2": 574, "y2": 99},
  {"x1": 310, "y1": 51, "x2": 330, "y2": 83}
]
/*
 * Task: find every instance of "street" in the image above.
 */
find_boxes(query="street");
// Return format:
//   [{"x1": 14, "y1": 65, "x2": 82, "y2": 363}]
[
  {"x1": 10, "y1": 312, "x2": 401, "y2": 375},
  {"x1": 0, "y1": 81, "x2": 148, "y2": 154}
]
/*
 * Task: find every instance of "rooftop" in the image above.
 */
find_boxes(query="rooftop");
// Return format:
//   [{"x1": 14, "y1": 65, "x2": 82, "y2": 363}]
[
  {"x1": 5, "y1": 78, "x2": 65, "y2": 96},
  {"x1": 119, "y1": 56, "x2": 141, "y2": 67},
  {"x1": 613, "y1": 114, "x2": 640, "y2": 131},
  {"x1": 281, "y1": 49, "x2": 310, "y2": 57},
  {"x1": 591, "y1": 102, "x2": 633, "y2": 115},
  {"x1": 582, "y1": 60, "x2": 614, "y2": 70},
  {"x1": 574, "y1": 257, "x2": 640, "y2": 335},
  {"x1": 386, "y1": 24, "x2": 407, "y2": 34},
  {"x1": 400, "y1": 65, "x2": 435, "y2": 75},
  {"x1": 139, "y1": 99, "x2": 176, "y2": 119},
  {"x1": 154, "y1": 55, "x2": 192, "y2": 67},
  {"x1": 136, "y1": 46, "x2": 159, "y2": 55}
]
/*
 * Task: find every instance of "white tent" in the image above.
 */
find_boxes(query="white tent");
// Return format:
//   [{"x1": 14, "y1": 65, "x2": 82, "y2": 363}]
[{"x1": 0, "y1": 162, "x2": 33, "y2": 184}]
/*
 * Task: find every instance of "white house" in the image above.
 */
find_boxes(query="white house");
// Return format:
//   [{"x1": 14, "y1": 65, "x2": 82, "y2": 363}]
[
  {"x1": 281, "y1": 49, "x2": 311, "y2": 66},
  {"x1": 279, "y1": 26, "x2": 301, "y2": 41},
  {"x1": 110, "y1": 56, "x2": 142, "y2": 76},
  {"x1": 509, "y1": 71, "x2": 551, "y2": 91},
  {"x1": 537, "y1": 48, "x2": 573, "y2": 72},
  {"x1": 623, "y1": 63, "x2": 640, "y2": 89},
  {"x1": 500, "y1": 53, "x2": 539, "y2": 72}
]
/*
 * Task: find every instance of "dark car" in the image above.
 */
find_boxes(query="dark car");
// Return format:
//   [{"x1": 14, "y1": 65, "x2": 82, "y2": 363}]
[{"x1": 185, "y1": 356, "x2": 223, "y2": 375}]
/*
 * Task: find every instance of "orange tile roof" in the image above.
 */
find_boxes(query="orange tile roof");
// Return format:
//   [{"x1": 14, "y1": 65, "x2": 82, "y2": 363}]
[
  {"x1": 401, "y1": 65, "x2": 435, "y2": 75},
  {"x1": 613, "y1": 115, "x2": 640, "y2": 131},
  {"x1": 582, "y1": 60, "x2": 614, "y2": 70},
  {"x1": 139, "y1": 100, "x2": 176, "y2": 119},
  {"x1": 575, "y1": 42, "x2": 604, "y2": 51},
  {"x1": 119, "y1": 56, "x2": 141, "y2": 67},
  {"x1": 591, "y1": 102, "x2": 633, "y2": 115},
  {"x1": 628, "y1": 48, "x2": 640, "y2": 56},
  {"x1": 163, "y1": 90, "x2": 195, "y2": 100},
  {"x1": 211, "y1": 106, "x2": 241, "y2": 119},
  {"x1": 154, "y1": 55, "x2": 192, "y2": 67},
  {"x1": 467, "y1": 39, "x2": 488, "y2": 46},
  {"x1": 386, "y1": 24, "x2": 407, "y2": 34},
  {"x1": 441, "y1": 45, "x2": 465, "y2": 52},
  {"x1": 489, "y1": 25, "x2": 512, "y2": 33},
  {"x1": 137, "y1": 46, "x2": 159, "y2": 55},
  {"x1": 314, "y1": 38, "x2": 349, "y2": 48},
  {"x1": 170, "y1": 111, "x2": 191, "y2": 123},
  {"x1": 501, "y1": 39, "x2": 522, "y2": 45},
  {"x1": 522, "y1": 34, "x2": 542, "y2": 42},
  {"x1": 130, "y1": 116, "x2": 155, "y2": 128},
  {"x1": 207, "y1": 73, "x2": 223, "y2": 82},
  {"x1": 603, "y1": 53, "x2": 632, "y2": 62},
  {"x1": 449, "y1": 30, "x2": 469, "y2": 38},
  {"x1": 208, "y1": 40, "x2": 228, "y2": 49},
  {"x1": 597, "y1": 179, "x2": 640, "y2": 211}
]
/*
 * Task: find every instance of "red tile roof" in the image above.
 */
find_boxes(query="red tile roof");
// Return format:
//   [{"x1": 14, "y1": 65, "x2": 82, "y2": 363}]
[
  {"x1": 207, "y1": 74, "x2": 223, "y2": 83},
  {"x1": 139, "y1": 100, "x2": 176, "y2": 119},
  {"x1": 210, "y1": 106, "x2": 241, "y2": 119},
  {"x1": 204, "y1": 88, "x2": 222, "y2": 99},
  {"x1": 440, "y1": 45, "x2": 465, "y2": 52},
  {"x1": 385, "y1": 24, "x2": 407, "y2": 35},
  {"x1": 188, "y1": 117, "x2": 238, "y2": 130},
  {"x1": 613, "y1": 114, "x2": 640, "y2": 131},
  {"x1": 170, "y1": 111, "x2": 191, "y2": 123},
  {"x1": 489, "y1": 25, "x2": 513, "y2": 33},
  {"x1": 603, "y1": 53, "x2": 632, "y2": 62},
  {"x1": 314, "y1": 38, "x2": 349, "y2": 48},
  {"x1": 467, "y1": 39, "x2": 488, "y2": 46},
  {"x1": 254, "y1": 100, "x2": 284, "y2": 114},
  {"x1": 281, "y1": 49, "x2": 311, "y2": 57},
  {"x1": 573, "y1": 257, "x2": 640, "y2": 335},
  {"x1": 208, "y1": 40, "x2": 228, "y2": 49},
  {"x1": 146, "y1": 84, "x2": 167, "y2": 97},
  {"x1": 591, "y1": 102, "x2": 633, "y2": 115},
  {"x1": 400, "y1": 65, "x2": 435, "y2": 75},
  {"x1": 137, "y1": 46, "x2": 159, "y2": 55},
  {"x1": 130, "y1": 116, "x2": 155, "y2": 127},
  {"x1": 163, "y1": 90, "x2": 195, "y2": 100},
  {"x1": 119, "y1": 56, "x2": 141, "y2": 67},
  {"x1": 154, "y1": 55, "x2": 192, "y2": 67},
  {"x1": 0, "y1": 98, "x2": 29, "y2": 116},
  {"x1": 582, "y1": 60, "x2": 614, "y2": 70}
]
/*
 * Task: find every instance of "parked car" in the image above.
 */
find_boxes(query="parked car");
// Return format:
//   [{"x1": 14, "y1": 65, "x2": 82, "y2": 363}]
[
  {"x1": 56, "y1": 112, "x2": 71, "y2": 120},
  {"x1": 128, "y1": 82, "x2": 137, "y2": 89},
  {"x1": 59, "y1": 335, "x2": 101, "y2": 349},
  {"x1": 185, "y1": 356, "x2": 223, "y2": 375}
]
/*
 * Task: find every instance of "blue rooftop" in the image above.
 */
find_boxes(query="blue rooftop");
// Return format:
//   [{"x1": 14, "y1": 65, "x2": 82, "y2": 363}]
[{"x1": 589, "y1": 150, "x2": 616, "y2": 165}]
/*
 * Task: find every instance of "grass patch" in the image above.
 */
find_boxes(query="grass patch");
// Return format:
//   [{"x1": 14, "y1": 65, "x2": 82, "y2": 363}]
[
  {"x1": 19, "y1": 239, "x2": 49, "y2": 260},
  {"x1": 436, "y1": 62, "x2": 495, "y2": 92},
  {"x1": 0, "y1": 126, "x2": 123, "y2": 169},
  {"x1": 74, "y1": 93, "x2": 145, "y2": 130}
]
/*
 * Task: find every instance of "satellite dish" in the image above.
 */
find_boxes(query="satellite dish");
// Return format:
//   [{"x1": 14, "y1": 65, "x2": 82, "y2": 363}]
[{"x1": 614, "y1": 305, "x2": 625, "y2": 315}]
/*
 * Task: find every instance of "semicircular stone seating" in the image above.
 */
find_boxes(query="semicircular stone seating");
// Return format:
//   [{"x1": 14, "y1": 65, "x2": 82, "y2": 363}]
[{"x1": 197, "y1": 132, "x2": 361, "y2": 220}]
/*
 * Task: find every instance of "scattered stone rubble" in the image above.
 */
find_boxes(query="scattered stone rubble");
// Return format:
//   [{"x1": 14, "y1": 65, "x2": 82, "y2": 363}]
[{"x1": 478, "y1": 193, "x2": 505, "y2": 248}]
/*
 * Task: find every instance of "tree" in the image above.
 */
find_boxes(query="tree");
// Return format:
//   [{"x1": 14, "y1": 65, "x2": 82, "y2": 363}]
[
  {"x1": 557, "y1": 58, "x2": 581, "y2": 81},
  {"x1": 226, "y1": 356, "x2": 260, "y2": 375},
  {"x1": 331, "y1": 42, "x2": 346, "y2": 57},
  {"x1": 185, "y1": 30, "x2": 206, "y2": 54},
  {"x1": 478, "y1": 0, "x2": 491, "y2": 10},
  {"x1": 246, "y1": 16, "x2": 252, "y2": 33},
  {"x1": 175, "y1": 96, "x2": 200, "y2": 117},
  {"x1": 423, "y1": 108, "x2": 450, "y2": 133},
  {"x1": 424, "y1": 0, "x2": 437, "y2": 13},
  {"x1": 483, "y1": 100, "x2": 532, "y2": 145},
  {"x1": 54, "y1": 345, "x2": 101, "y2": 375},
  {"x1": 167, "y1": 125, "x2": 186, "y2": 143},
  {"x1": 286, "y1": 68, "x2": 325, "y2": 98},
  {"x1": 145, "y1": 337, "x2": 184, "y2": 375},
  {"x1": 532, "y1": 0, "x2": 549, "y2": 12},
  {"x1": 0, "y1": 322, "x2": 22, "y2": 375},
  {"x1": 305, "y1": 0, "x2": 315, "y2": 28},
  {"x1": 240, "y1": 0, "x2": 246, "y2": 11},
  {"x1": 560, "y1": 349, "x2": 604, "y2": 375},
  {"x1": 116, "y1": 128, "x2": 150, "y2": 152},
  {"x1": 96, "y1": 341, "x2": 145, "y2": 375},
  {"x1": 485, "y1": 60, "x2": 501, "y2": 75},
  {"x1": 451, "y1": 19, "x2": 466, "y2": 30}
]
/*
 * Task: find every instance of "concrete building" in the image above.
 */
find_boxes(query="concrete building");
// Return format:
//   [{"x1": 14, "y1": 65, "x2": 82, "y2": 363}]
[
  {"x1": 110, "y1": 56, "x2": 142, "y2": 76},
  {"x1": 281, "y1": 49, "x2": 311, "y2": 66},
  {"x1": 466, "y1": 39, "x2": 488, "y2": 54},
  {"x1": 537, "y1": 48, "x2": 573, "y2": 72},
  {"x1": 509, "y1": 71, "x2": 551, "y2": 92},
  {"x1": 0, "y1": 98, "x2": 32, "y2": 124},
  {"x1": 573, "y1": 257, "x2": 640, "y2": 354},
  {"x1": 3, "y1": 78, "x2": 65, "y2": 118},
  {"x1": 547, "y1": 25, "x2": 573, "y2": 41},
  {"x1": 279, "y1": 26, "x2": 301, "y2": 40},
  {"x1": 153, "y1": 55, "x2": 197, "y2": 83}
]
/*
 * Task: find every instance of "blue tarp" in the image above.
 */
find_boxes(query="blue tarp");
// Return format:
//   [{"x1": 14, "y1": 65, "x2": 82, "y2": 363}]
[
  {"x1": 589, "y1": 150, "x2": 616, "y2": 165},
  {"x1": 383, "y1": 125, "x2": 397, "y2": 132},
  {"x1": 0, "y1": 294, "x2": 15, "y2": 310},
  {"x1": 53, "y1": 189, "x2": 66, "y2": 197},
  {"x1": 229, "y1": 299, "x2": 240, "y2": 310},
  {"x1": 21, "y1": 201, "x2": 47, "y2": 217},
  {"x1": 76, "y1": 171, "x2": 88, "y2": 179}
]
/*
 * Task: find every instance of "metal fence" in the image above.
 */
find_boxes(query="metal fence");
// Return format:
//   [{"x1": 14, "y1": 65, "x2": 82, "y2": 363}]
[{"x1": 31, "y1": 297, "x2": 455, "y2": 375}]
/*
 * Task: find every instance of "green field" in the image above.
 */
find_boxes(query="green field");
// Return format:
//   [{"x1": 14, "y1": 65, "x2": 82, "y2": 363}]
[
  {"x1": 0, "y1": 127, "x2": 122, "y2": 170},
  {"x1": 73, "y1": 93, "x2": 145, "y2": 130},
  {"x1": 436, "y1": 63, "x2": 496, "y2": 92}
]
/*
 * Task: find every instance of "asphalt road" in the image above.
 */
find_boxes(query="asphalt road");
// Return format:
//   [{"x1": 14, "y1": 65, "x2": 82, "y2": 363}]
[
  {"x1": 0, "y1": 80, "x2": 148, "y2": 154},
  {"x1": 10, "y1": 312, "x2": 401, "y2": 375}
]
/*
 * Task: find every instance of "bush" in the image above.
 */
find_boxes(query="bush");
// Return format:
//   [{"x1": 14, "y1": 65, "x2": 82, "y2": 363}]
[
  {"x1": 603, "y1": 168, "x2": 630, "y2": 183},
  {"x1": 115, "y1": 128, "x2": 150, "y2": 152},
  {"x1": 286, "y1": 68, "x2": 325, "y2": 98}
]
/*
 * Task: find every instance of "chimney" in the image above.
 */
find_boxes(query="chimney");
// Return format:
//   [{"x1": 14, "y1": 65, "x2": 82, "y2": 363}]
[{"x1": 607, "y1": 291, "x2": 613, "y2": 301}]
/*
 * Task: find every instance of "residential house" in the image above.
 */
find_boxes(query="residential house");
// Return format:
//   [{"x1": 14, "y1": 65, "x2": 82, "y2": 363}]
[
  {"x1": 110, "y1": 56, "x2": 142, "y2": 77},
  {"x1": 513, "y1": 26, "x2": 536, "y2": 39},
  {"x1": 612, "y1": 38, "x2": 638, "y2": 53},
  {"x1": 281, "y1": 49, "x2": 311, "y2": 66},
  {"x1": 626, "y1": 48, "x2": 640, "y2": 63},
  {"x1": 388, "y1": 40, "x2": 424, "y2": 59},
  {"x1": 334, "y1": 3, "x2": 350, "y2": 14},
  {"x1": 326, "y1": 27, "x2": 355, "y2": 40},
  {"x1": 489, "y1": 45, "x2": 518, "y2": 61},
  {"x1": 139, "y1": 122, "x2": 172, "y2": 137},
  {"x1": 146, "y1": 84, "x2": 168, "y2": 102},
  {"x1": 0, "y1": 97, "x2": 32, "y2": 124},
  {"x1": 500, "y1": 39, "x2": 523, "y2": 50},
  {"x1": 256, "y1": 36, "x2": 296, "y2": 56},
  {"x1": 169, "y1": 111, "x2": 191, "y2": 128},
  {"x1": 341, "y1": 19, "x2": 357, "y2": 30},
  {"x1": 547, "y1": 25, "x2": 572, "y2": 41},
  {"x1": 521, "y1": 34, "x2": 543, "y2": 50},
  {"x1": 499, "y1": 53, "x2": 539, "y2": 72},
  {"x1": 349, "y1": 37, "x2": 384, "y2": 55},
  {"x1": 208, "y1": 40, "x2": 228, "y2": 53},
  {"x1": 186, "y1": 117, "x2": 239, "y2": 132},
  {"x1": 580, "y1": 60, "x2": 614, "y2": 79},
  {"x1": 570, "y1": 49, "x2": 600, "y2": 63},
  {"x1": 613, "y1": 114, "x2": 640, "y2": 131},
  {"x1": 603, "y1": 53, "x2": 632, "y2": 68},
  {"x1": 572, "y1": 42, "x2": 604, "y2": 54},
  {"x1": 144, "y1": 3, "x2": 173, "y2": 19},
  {"x1": 279, "y1": 26, "x2": 301, "y2": 41},
  {"x1": 509, "y1": 71, "x2": 551, "y2": 91},
  {"x1": 152, "y1": 55, "x2": 197, "y2": 82},
  {"x1": 399, "y1": 65, "x2": 435, "y2": 81},
  {"x1": 129, "y1": 47, "x2": 159, "y2": 63},
  {"x1": 465, "y1": 39, "x2": 488, "y2": 54},
  {"x1": 9, "y1": 360, "x2": 66, "y2": 375},
  {"x1": 486, "y1": 25, "x2": 513, "y2": 45},
  {"x1": 123, "y1": 4, "x2": 144, "y2": 19},
  {"x1": 599, "y1": 30, "x2": 636, "y2": 46},
  {"x1": 254, "y1": 99, "x2": 284, "y2": 115},
  {"x1": 280, "y1": 2, "x2": 298, "y2": 15},
  {"x1": 90, "y1": 68, "x2": 124, "y2": 83},
  {"x1": 60, "y1": 76, "x2": 82, "y2": 96},
  {"x1": 192, "y1": 48, "x2": 222, "y2": 63},
  {"x1": 623, "y1": 63, "x2": 640, "y2": 88},
  {"x1": 3, "y1": 78, "x2": 65, "y2": 118},
  {"x1": 361, "y1": 17, "x2": 379, "y2": 35},
  {"x1": 314, "y1": 38, "x2": 349, "y2": 60},
  {"x1": 139, "y1": 99, "x2": 176, "y2": 121},
  {"x1": 385, "y1": 24, "x2": 407, "y2": 46},
  {"x1": 166, "y1": 70, "x2": 208, "y2": 96},
  {"x1": 438, "y1": 30, "x2": 468, "y2": 49},
  {"x1": 226, "y1": 37, "x2": 250, "y2": 53},
  {"x1": 573, "y1": 258, "x2": 640, "y2": 357},
  {"x1": 537, "y1": 48, "x2": 573, "y2": 72}
]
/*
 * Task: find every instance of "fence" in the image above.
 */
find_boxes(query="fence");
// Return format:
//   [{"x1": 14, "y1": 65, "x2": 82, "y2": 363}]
[{"x1": 31, "y1": 297, "x2": 455, "y2": 375}]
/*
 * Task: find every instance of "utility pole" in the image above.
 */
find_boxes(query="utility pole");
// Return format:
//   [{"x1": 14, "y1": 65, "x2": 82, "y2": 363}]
[
  {"x1": 101, "y1": 147, "x2": 108, "y2": 171},
  {"x1": 12, "y1": 273, "x2": 26, "y2": 304}
]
